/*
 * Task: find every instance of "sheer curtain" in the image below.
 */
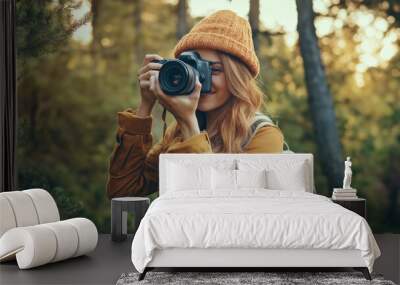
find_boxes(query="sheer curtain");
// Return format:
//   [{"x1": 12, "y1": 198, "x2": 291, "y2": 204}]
[{"x1": 0, "y1": 0, "x2": 17, "y2": 192}]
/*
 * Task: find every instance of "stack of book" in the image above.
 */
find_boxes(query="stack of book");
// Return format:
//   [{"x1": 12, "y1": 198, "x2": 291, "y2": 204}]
[{"x1": 332, "y1": 188, "x2": 358, "y2": 200}]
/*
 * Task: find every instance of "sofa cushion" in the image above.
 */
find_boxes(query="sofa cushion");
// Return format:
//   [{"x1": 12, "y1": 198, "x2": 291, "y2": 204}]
[
  {"x1": 0, "y1": 189, "x2": 97, "y2": 270},
  {"x1": 159, "y1": 154, "x2": 314, "y2": 195},
  {"x1": 265, "y1": 165, "x2": 307, "y2": 191},
  {"x1": 167, "y1": 162, "x2": 212, "y2": 191},
  {"x1": 0, "y1": 189, "x2": 60, "y2": 238},
  {"x1": 238, "y1": 159, "x2": 309, "y2": 192},
  {"x1": 212, "y1": 168, "x2": 237, "y2": 190},
  {"x1": 0, "y1": 218, "x2": 97, "y2": 269},
  {"x1": 236, "y1": 169, "x2": 267, "y2": 189}
]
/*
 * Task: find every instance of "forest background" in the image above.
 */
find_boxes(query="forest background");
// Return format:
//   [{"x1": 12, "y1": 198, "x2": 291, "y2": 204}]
[{"x1": 16, "y1": 0, "x2": 400, "y2": 233}]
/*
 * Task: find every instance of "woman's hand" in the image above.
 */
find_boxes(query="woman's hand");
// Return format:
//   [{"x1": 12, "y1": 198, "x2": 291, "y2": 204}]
[
  {"x1": 149, "y1": 72, "x2": 202, "y2": 139},
  {"x1": 137, "y1": 54, "x2": 164, "y2": 116}
]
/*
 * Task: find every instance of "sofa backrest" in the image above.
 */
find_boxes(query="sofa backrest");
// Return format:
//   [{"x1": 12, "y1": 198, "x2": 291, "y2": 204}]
[
  {"x1": 159, "y1": 153, "x2": 315, "y2": 196},
  {"x1": 0, "y1": 189, "x2": 60, "y2": 238}
]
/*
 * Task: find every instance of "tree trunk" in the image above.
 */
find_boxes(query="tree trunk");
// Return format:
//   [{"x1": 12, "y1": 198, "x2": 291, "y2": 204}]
[
  {"x1": 248, "y1": 0, "x2": 260, "y2": 53},
  {"x1": 296, "y1": 0, "x2": 344, "y2": 192},
  {"x1": 91, "y1": 0, "x2": 100, "y2": 55},
  {"x1": 176, "y1": 0, "x2": 188, "y2": 40},
  {"x1": 384, "y1": 141, "x2": 400, "y2": 229},
  {"x1": 91, "y1": 0, "x2": 102, "y2": 77},
  {"x1": 133, "y1": 0, "x2": 143, "y2": 64}
]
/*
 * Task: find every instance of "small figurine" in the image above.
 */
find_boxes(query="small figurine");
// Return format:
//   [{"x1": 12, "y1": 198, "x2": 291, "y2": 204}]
[{"x1": 342, "y1": 156, "x2": 353, "y2": 189}]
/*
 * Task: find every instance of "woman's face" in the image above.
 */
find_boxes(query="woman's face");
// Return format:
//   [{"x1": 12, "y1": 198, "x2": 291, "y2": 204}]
[{"x1": 193, "y1": 49, "x2": 231, "y2": 112}]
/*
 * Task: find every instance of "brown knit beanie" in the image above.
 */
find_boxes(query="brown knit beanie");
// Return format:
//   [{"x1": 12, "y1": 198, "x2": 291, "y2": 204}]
[{"x1": 173, "y1": 10, "x2": 260, "y2": 78}]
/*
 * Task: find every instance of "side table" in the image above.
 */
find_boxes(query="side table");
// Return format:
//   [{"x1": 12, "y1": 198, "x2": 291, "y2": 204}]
[
  {"x1": 111, "y1": 197, "x2": 150, "y2": 242},
  {"x1": 331, "y1": 197, "x2": 366, "y2": 219}
]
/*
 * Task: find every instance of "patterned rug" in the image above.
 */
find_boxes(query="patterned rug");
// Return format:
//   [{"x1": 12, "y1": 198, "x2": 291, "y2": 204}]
[{"x1": 116, "y1": 271, "x2": 396, "y2": 285}]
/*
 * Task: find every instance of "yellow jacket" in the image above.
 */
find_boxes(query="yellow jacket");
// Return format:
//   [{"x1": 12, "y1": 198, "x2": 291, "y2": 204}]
[{"x1": 106, "y1": 108, "x2": 284, "y2": 199}]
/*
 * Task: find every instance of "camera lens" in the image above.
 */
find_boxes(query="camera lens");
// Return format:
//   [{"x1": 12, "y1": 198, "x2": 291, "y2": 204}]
[
  {"x1": 167, "y1": 69, "x2": 183, "y2": 87},
  {"x1": 158, "y1": 60, "x2": 197, "y2": 96}
]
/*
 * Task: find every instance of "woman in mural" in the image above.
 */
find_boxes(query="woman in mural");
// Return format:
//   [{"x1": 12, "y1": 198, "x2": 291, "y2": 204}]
[{"x1": 106, "y1": 10, "x2": 285, "y2": 198}]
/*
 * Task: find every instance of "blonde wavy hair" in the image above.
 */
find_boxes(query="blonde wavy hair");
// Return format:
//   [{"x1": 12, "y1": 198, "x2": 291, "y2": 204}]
[{"x1": 162, "y1": 51, "x2": 264, "y2": 153}]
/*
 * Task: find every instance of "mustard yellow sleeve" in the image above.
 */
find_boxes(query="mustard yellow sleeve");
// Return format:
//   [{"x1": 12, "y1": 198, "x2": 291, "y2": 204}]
[
  {"x1": 244, "y1": 126, "x2": 284, "y2": 153},
  {"x1": 166, "y1": 131, "x2": 213, "y2": 153},
  {"x1": 106, "y1": 108, "x2": 161, "y2": 199}
]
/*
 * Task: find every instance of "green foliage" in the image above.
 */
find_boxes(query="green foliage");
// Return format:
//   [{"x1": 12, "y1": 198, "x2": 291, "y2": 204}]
[
  {"x1": 16, "y1": 0, "x2": 400, "y2": 233},
  {"x1": 16, "y1": 0, "x2": 90, "y2": 76},
  {"x1": 17, "y1": 161, "x2": 89, "y2": 220},
  {"x1": 16, "y1": 0, "x2": 176, "y2": 233}
]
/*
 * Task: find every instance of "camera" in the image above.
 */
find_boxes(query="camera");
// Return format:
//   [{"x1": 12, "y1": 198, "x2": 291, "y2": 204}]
[{"x1": 151, "y1": 51, "x2": 213, "y2": 96}]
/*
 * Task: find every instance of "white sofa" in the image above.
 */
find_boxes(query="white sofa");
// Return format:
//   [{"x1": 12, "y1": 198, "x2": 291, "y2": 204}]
[{"x1": 0, "y1": 188, "x2": 98, "y2": 269}]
